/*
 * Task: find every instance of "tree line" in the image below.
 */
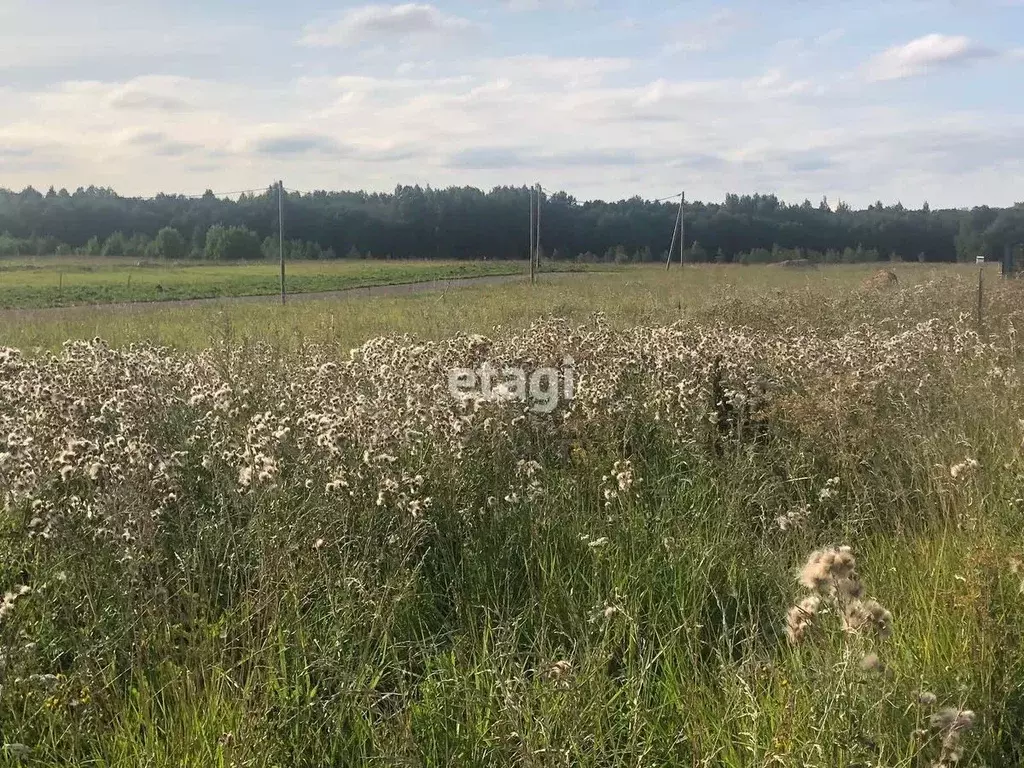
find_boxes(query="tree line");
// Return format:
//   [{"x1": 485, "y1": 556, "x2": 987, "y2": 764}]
[{"x1": 1, "y1": 184, "x2": 1022, "y2": 264}]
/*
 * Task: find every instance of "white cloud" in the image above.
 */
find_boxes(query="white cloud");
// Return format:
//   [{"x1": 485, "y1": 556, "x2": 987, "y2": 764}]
[
  {"x1": 864, "y1": 33, "x2": 996, "y2": 81},
  {"x1": 0, "y1": 1, "x2": 255, "y2": 80},
  {"x1": 300, "y1": 3, "x2": 475, "y2": 48},
  {"x1": 2, "y1": 0, "x2": 1022, "y2": 208},
  {"x1": 106, "y1": 76, "x2": 201, "y2": 112},
  {"x1": 1, "y1": 63, "x2": 822, "y2": 198},
  {"x1": 2, "y1": 40, "x2": 1023, "y2": 207},
  {"x1": 501, "y1": 0, "x2": 593, "y2": 10},
  {"x1": 477, "y1": 55, "x2": 632, "y2": 88},
  {"x1": 816, "y1": 28, "x2": 846, "y2": 47},
  {"x1": 663, "y1": 9, "x2": 747, "y2": 55}
]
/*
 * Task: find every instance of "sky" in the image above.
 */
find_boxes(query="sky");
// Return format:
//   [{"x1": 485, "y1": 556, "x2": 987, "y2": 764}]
[{"x1": 1, "y1": 0, "x2": 1022, "y2": 207}]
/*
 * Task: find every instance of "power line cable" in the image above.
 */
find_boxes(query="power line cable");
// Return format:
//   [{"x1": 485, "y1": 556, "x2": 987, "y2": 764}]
[
  {"x1": 535, "y1": 185, "x2": 681, "y2": 203},
  {"x1": 124, "y1": 186, "x2": 271, "y2": 202}
]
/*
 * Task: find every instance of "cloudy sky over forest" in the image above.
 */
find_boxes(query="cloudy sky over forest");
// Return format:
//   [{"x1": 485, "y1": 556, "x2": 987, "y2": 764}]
[{"x1": 1, "y1": 0, "x2": 1022, "y2": 206}]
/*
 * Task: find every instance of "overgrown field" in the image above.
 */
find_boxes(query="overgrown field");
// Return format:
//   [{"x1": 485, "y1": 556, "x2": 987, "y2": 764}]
[
  {"x1": 1, "y1": 265, "x2": 1023, "y2": 766},
  {"x1": 0, "y1": 264, "x2": 980, "y2": 352},
  {"x1": 0, "y1": 257, "x2": 550, "y2": 310}
]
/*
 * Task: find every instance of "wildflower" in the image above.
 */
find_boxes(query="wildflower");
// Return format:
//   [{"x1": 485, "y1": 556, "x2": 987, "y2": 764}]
[
  {"x1": 256, "y1": 455, "x2": 278, "y2": 484},
  {"x1": 929, "y1": 706, "x2": 976, "y2": 764},
  {"x1": 798, "y1": 550, "x2": 832, "y2": 591},
  {"x1": 776, "y1": 504, "x2": 809, "y2": 531},
  {"x1": 0, "y1": 585, "x2": 31, "y2": 622},
  {"x1": 949, "y1": 458, "x2": 980, "y2": 479},
  {"x1": 613, "y1": 460, "x2": 635, "y2": 492},
  {"x1": 859, "y1": 652, "x2": 883, "y2": 673},
  {"x1": 832, "y1": 546, "x2": 856, "y2": 578},
  {"x1": 930, "y1": 707, "x2": 975, "y2": 733},
  {"x1": 818, "y1": 476, "x2": 840, "y2": 501},
  {"x1": 545, "y1": 660, "x2": 572, "y2": 681},
  {"x1": 918, "y1": 691, "x2": 938, "y2": 706},
  {"x1": 835, "y1": 573, "x2": 864, "y2": 599},
  {"x1": 785, "y1": 595, "x2": 820, "y2": 644},
  {"x1": 844, "y1": 598, "x2": 893, "y2": 639},
  {"x1": 798, "y1": 547, "x2": 853, "y2": 591}
]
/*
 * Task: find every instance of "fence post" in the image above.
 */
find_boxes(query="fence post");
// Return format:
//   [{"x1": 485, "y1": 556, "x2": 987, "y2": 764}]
[
  {"x1": 529, "y1": 186, "x2": 536, "y2": 284},
  {"x1": 279, "y1": 181, "x2": 286, "y2": 305},
  {"x1": 977, "y1": 266, "x2": 984, "y2": 334}
]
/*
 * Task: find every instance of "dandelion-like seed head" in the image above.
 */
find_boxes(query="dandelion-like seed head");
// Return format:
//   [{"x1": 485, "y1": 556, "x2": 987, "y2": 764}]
[
  {"x1": 843, "y1": 598, "x2": 893, "y2": 639},
  {"x1": 835, "y1": 574, "x2": 864, "y2": 599},
  {"x1": 859, "y1": 652, "x2": 883, "y2": 673},
  {"x1": 930, "y1": 707, "x2": 975, "y2": 734},
  {"x1": 546, "y1": 660, "x2": 572, "y2": 681},
  {"x1": 831, "y1": 548, "x2": 856, "y2": 578},
  {"x1": 785, "y1": 595, "x2": 820, "y2": 644},
  {"x1": 798, "y1": 549, "x2": 832, "y2": 591},
  {"x1": 797, "y1": 546, "x2": 857, "y2": 593}
]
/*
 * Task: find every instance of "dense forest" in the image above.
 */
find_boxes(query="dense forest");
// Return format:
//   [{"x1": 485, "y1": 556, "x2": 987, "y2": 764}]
[{"x1": 1, "y1": 184, "x2": 1022, "y2": 264}]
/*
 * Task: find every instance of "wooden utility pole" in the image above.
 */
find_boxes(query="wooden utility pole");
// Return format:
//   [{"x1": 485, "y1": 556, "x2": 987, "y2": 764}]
[
  {"x1": 279, "y1": 181, "x2": 286, "y2": 304},
  {"x1": 679, "y1": 191, "x2": 686, "y2": 267},
  {"x1": 535, "y1": 183, "x2": 542, "y2": 274},
  {"x1": 529, "y1": 185, "x2": 536, "y2": 284},
  {"x1": 665, "y1": 193, "x2": 682, "y2": 270}
]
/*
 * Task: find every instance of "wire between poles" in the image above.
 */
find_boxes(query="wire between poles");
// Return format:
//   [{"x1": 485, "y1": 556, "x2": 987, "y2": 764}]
[{"x1": 535, "y1": 185, "x2": 682, "y2": 204}]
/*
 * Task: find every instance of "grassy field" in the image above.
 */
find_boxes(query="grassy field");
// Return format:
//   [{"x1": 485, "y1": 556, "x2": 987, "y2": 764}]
[
  {"x1": 0, "y1": 257, "x2": 574, "y2": 310},
  {"x1": 2, "y1": 263, "x2": 1023, "y2": 766},
  {"x1": 0, "y1": 263, "x2": 987, "y2": 352}
]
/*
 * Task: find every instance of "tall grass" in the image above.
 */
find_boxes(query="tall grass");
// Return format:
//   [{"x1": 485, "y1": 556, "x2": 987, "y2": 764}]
[
  {"x1": 0, "y1": 263, "x2": 997, "y2": 352},
  {"x1": 1, "y1": 265, "x2": 1022, "y2": 766}
]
